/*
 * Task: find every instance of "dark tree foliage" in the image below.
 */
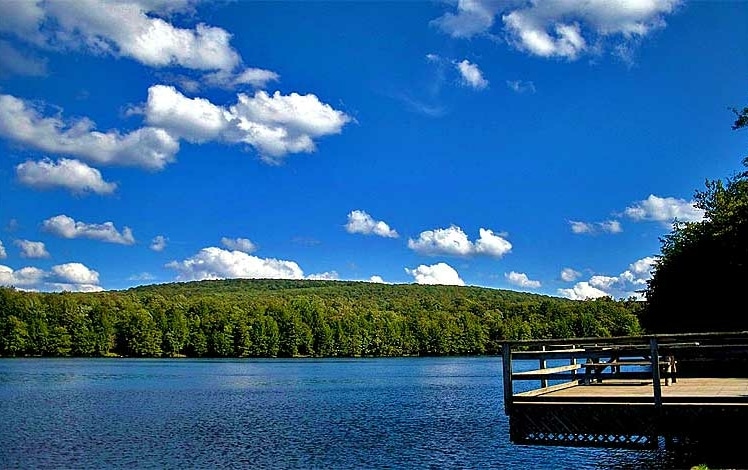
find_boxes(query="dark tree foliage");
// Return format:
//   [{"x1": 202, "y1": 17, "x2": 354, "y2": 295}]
[
  {"x1": 0, "y1": 280, "x2": 643, "y2": 357},
  {"x1": 643, "y1": 109, "x2": 748, "y2": 333}
]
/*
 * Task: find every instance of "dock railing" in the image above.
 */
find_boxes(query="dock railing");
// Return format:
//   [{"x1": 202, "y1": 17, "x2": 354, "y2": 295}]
[{"x1": 502, "y1": 331, "x2": 748, "y2": 413}]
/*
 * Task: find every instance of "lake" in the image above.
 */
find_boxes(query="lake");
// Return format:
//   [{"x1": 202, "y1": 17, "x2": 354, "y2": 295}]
[{"x1": 0, "y1": 357, "x2": 710, "y2": 469}]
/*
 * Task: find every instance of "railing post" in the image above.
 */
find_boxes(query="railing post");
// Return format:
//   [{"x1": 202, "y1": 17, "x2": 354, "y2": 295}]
[
  {"x1": 649, "y1": 337, "x2": 662, "y2": 407},
  {"x1": 502, "y1": 342, "x2": 513, "y2": 415},
  {"x1": 539, "y1": 345, "x2": 548, "y2": 389}
]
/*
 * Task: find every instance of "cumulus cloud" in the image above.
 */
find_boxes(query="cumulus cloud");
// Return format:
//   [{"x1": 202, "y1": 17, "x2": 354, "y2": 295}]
[
  {"x1": 220, "y1": 237, "x2": 257, "y2": 253},
  {"x1": 150, "y1": 235, "x2": 168, "y2": 252},
  {"x1": 43, "y1": 214, "x2": 135, "y2": 245},
  {"x1": 51, "y1": 262, "x2": 99, "y2": 284},
  {"x1": 307, "y1": 271, "x2": 339, "y2": 280},
  {"x1": 569, "y1": 219, "x2": 622, "y2": 234},
  {"x1": 456, "y1": 59, "x2": 489, "y2": 89},
  {"x1": 166, "y1": 246, "x2": 304, "y2": 281},
  {"x1": 405, "y1": 262, "x2": 465, "y2": 286},
  {"x1": 433, "y1": 0, "x2": 680, "y2": 60},
  {"x1": 560, "y1": 267, "x2": 581, "y2": 282},
  {"x1": 345, "y1": 210, "x2": 398, "y2": 238},
  {"x1": 369, "y1": 275, "x2": 385, "y2": 283},
  {"x1": 0, "y1": 93, "x2": 179, "y2": 170},
  {"x1": 624, "y1": 194, "x2": 704, "y2": 226},
  {"x1": 505, "y1": 271, "x2": 541, "y2": 289},
  {"x1": 0, "y1": 262, "x2": 103, "y2": 292},
  {"x1": 0, "y1": 240, "x2": 6, "y2": 259},
  {"x1": 431, "y1": 0, "x2": 502, "y2": 38},
  {"x1": 558, "y1": 256, "x2": 657, "y2": 300},
  {"x1": 16, "y1": 158, "x2": 117, "y2": 195},
  {"x1": 143, "y1": 85, "x2": 351, "y2": 164},
  {"x1": 506, "y1": 79, "x2": 536, "y2": 93},
  {"x1": 14, "y1": 240, "x2": 50, "y2": 259},
  {"x1": 408, "y1": 225, "x2": 511, "y2": 258}
]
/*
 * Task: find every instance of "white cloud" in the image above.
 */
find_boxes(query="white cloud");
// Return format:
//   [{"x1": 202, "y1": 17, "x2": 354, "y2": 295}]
[
  {"x1": 143, "y1": 85, "x2": 351, "y2": 163},
  {"x1": 307, "y1": 271, "x2": 339, "y2": 280},
  {"x1": 557, "y1": 256, "x2": 657, "y2": 300},
  {"x1": 433, "y1": 0, "x2": 680, "y2": 60},
  {"x1": 557, "y1": 281, "x2": 610, "y2": 300},
  {"x1": 166, "y1": 246, "x2": 304, "y2": 281},
  {"x1": 0, "y1": 262, "x2": 103, "y2": 292},
  {"x1": 369, "y1": 275, "x2": 385, "y2": 283},
  {"x1": 569, "y1": 219, "x2": 622, "y2": 234},
  {"x1": 506, "y1": 80, "x2": 536, "y2": 93},
  {"x1": 16, "y1": 158, "x2": 117, "y2": 195},
  {"x1": 505, "y1": 271, "x2": 541, "y2": 289},
  {"x1": 14, "y1": 240, "x2": 50, "y2": 258},
  {"x1": 204, "y1": 68, "x2": 280, "y2": 89},
  {"x1": 128, "y1": 272, "x2": 155, "y2": 281},
  {"x1": 51, "y1": 262, "x2": 99, "y2": 284},
  {"x1": 345, "y1": 210, "x2": 398, "y2": 238},
  {"x1": 220, "y1": 237, "x2": 257, "y2": 253},
  {"x1": 43, "y1": 214, "x2": 135, "y2": 245},
  {"x1": 0, "y1": 240, "x2": 6, "y2": 259},
  {"x1": 0, "y1": 93, "x2": 179, "y2": 170},
  {"x1": 431, "y1": 0, "x2": 502, "y2": 38},
  {"x1": 150, "y1": 235, "x2": 168, "y2": 252},
  {"x1": 0, "y1": 265, "x2": 46, "y2": 287},
  {"x1": 408, "y1": 225, "x2": 511, "y2": 258},
  {"x1": 456, "y1": 59, "x2": 489, "y2": 90},
  {"x1": 624, "y1": 194, "x2": 704, "y2": 226},
  {"x1": 405, "y1": 262, "x2": 465, "y2": 286},
  {"x1": 560, "y1": 267, "x2": 581, "y2": 282}
]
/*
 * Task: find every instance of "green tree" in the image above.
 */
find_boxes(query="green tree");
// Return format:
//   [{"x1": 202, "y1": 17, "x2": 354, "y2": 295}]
[{"x1": 644, "y1": 109, "x2": 748, "y2": 332}]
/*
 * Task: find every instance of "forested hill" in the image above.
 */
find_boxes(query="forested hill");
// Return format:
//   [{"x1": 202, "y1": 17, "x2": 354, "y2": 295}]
[{"x1": 0, "y1": 279, "x2": 643, "y2": 358}]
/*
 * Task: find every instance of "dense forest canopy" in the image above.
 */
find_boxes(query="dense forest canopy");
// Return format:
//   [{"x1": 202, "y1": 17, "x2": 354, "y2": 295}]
[
  {"x1": 0, "y1": 279, "x2": 643, "y2": 357},
  {"x1": 643, "y1": 107, "x2": 748, "y2": 333}
]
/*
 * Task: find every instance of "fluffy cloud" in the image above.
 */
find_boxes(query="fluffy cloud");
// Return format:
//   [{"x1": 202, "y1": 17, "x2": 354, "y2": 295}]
[
  {"x1": 558, "y1": 256, "x2": 657, "y2": 300},
  {"x1": 569, "y1": 219, "x2": 622, "y2": 234},
  {"x1": 408, "y1": 225, "x2": 511, "y2": 258},
  {"x1": 220, "y1": 237, "x2": 257, "y2": 253},
  {"x1": 150, "y1": 235, "x2": 168, "y2": 252},
  {"x1": 51, "y1": 262, "x2": 99, "y2": 284},
  {"x1": 0, "y1": 40, "x2": 47, "y2": 77},
  {"x1": 0, "y1": 262, "x2": 103, "y2": 292},
  {"x1": 0, "y1": 93, "x2": 179, "y2": 170},
  {"x1": 624, "y1": 194, "x2": 704, "y2": 226},
  {"x1": 560, "y1": 267, "x2": 581, "y2": 282},
  {"x1": 369, "y1": 275, "x2": 385, "y2": 283},
  {"x1": 166, "y1": 247, "x2": 304, "y2": 281},
  {"x1": 456, "y1": 59, "x2": 488, "y2": 90},
  {"x1": 143, "y1": 85, "x2": 351, "y2": 163},
  {"x1": 306, "y1": 271, "x2": 339, "y2": 280},
  {"x1": 14, "y1": 240, "x2": 50, "y2": 259},
  {"x1": 505, "y1": 271, "x2": 541, "y2": 289},
  {"x1": 43, "y1": 214, "x2": 135, "y2": 245},
  {"x1": 345, "y1": 210, "x2": 398, "y2": 238},
  {"x1": 0, "y1": 240, "x2": 6, "y2": 259},
  {"x1": 433, "y1": 0, "x2": 680, "y2": 60},
  {"x1": 430, "y1": 0, "x2": 501, "y2": 38},
  {"x1": 405, "y1": 262, "x2": 465, "y2": 286},
  {"x1": 16, "y1": 158, "x2": 117, "y2": 195}
]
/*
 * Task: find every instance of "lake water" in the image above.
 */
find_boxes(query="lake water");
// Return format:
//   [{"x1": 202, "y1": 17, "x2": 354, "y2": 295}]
[{"x1": 0, "y1": 357, "x2": 719, "y2": 469}]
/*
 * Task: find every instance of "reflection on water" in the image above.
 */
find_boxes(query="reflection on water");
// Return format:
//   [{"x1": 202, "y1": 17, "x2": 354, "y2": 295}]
[{"x1": 0, "y1": 357, "x2": 739, "y2": 469}]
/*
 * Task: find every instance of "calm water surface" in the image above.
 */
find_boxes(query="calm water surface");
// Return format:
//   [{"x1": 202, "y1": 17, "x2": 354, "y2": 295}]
[{"x1": 0, "y1": 357, "x2": 721, "y2": 469}]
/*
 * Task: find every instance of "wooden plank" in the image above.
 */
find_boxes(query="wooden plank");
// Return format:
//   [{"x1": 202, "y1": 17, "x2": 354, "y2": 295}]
[
  {"x1": 513, "y1": 380, "x2": 579, "y2": 397},
  {"x1": 513, "y1": 363, "x2": 583, "y2": 376},
  {"x1": 502, "y1": 343, "x2": 513, "y2": 414}
]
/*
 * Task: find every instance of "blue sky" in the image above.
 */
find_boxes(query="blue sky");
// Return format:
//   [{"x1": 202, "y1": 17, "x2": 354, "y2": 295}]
[{"x1": 0, "y1": 0, "x2": 746, "y2": 299}]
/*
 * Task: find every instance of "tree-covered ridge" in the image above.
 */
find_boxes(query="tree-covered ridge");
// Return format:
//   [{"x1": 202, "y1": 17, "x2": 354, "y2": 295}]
[{"x1": 0, "y1": 280, "x2": 643, "y2": 358}]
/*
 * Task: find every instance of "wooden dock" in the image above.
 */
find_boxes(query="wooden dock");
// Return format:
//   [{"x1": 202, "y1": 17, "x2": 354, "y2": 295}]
[{"x1": 501, "y1": 332, "x2": 748, "y2": 449}]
